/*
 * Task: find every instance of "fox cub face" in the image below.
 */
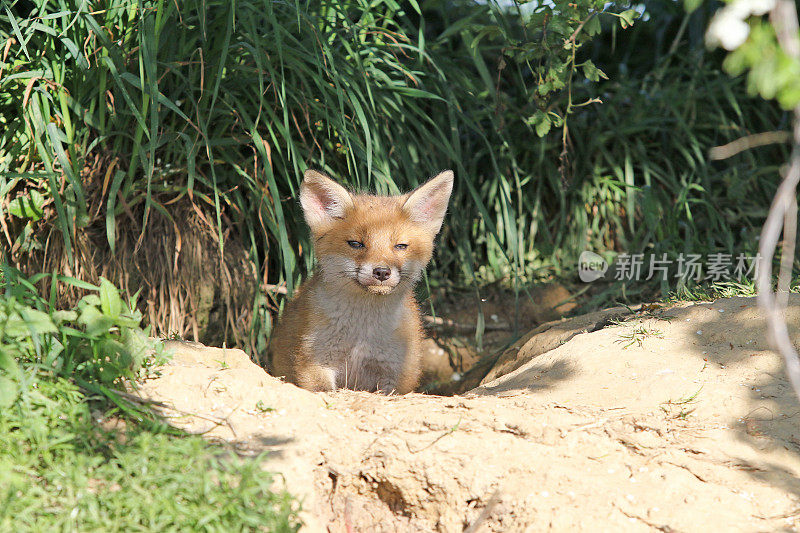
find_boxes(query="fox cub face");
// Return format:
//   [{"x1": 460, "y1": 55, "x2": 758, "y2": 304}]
[{"x1": 300, "y1": 169, "x2": 454, "y2": 295}]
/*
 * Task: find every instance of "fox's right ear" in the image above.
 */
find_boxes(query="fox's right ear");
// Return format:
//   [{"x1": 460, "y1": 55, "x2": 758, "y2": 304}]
[{"x1": 300, "y1": 169, "x2": 353, "y2": 229}]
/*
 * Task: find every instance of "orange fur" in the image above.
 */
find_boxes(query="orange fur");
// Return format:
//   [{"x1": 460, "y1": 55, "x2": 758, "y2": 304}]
[{"x1": 265, "y1": 169, "x2": 453, "y2": 393}]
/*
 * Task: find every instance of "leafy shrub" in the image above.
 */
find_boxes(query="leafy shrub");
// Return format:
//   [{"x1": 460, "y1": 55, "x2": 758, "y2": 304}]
[
  {"x1": 0, "y1": 266, "x2": 163, "y2": 407},
  {"x1": 0, "y1": 266, "x2": 300, "y2": 531}
]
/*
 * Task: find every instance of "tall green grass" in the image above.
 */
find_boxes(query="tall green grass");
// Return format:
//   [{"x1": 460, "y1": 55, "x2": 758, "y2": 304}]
[
  {"x1": 452, "y1": 0, "x2": 788, "y2": 292},
  {"x1": 0, "y1": 0, "x2": 791, "y2": 343},
  {"x1": 1, "y1": 0, "x2": 466, "y2": 283}
]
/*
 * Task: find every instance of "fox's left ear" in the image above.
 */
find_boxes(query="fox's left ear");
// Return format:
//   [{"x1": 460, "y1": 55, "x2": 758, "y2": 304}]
[{"x1": 402, "y1": 170, "x2": 454, "y2": 235}]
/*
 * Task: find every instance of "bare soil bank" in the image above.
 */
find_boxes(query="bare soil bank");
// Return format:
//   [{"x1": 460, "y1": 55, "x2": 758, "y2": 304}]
[{"x1": 136, "y1": 296, "x2": 800, "y2": 531}]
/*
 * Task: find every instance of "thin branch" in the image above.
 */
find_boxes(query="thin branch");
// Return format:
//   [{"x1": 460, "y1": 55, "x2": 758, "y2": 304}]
[
  {"x1": 709, "y1": 131, "x2": 792, "y2": 160},
  {"x1": 423, "y1": 315, "x2": 511, "y2": 332},
  {"x1": 265, "y1": 283, "x2": 287, "y2": 294},
  {"x1": 757, "y1": 0, "x2": 800, "y2": 403}
]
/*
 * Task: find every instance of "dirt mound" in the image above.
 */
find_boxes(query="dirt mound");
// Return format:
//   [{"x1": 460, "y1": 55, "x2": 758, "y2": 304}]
[{"x1": 136, "y1": 296, "x2": 800, "y2": 531}]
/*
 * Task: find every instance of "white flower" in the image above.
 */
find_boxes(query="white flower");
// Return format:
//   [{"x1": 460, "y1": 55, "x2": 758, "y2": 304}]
[
  {"x1": 705, "y1": 0, "x2": 777, "y2": 51},
  {"x1": 707, "y1": 10, "x2": 751, "y2": 50}
]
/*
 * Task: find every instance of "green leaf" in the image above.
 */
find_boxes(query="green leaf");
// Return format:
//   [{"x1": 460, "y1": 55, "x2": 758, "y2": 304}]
[
  {"x1": 79, "y1": 294, "x2": 102, "y2": 308},
  {"x1": 0, "y1": 375, "x2": 19, "y2": 408},
  {"x1": 121, "y1": 328, "x2": 152, "y2": 369},
  {"x1": 8, "y1": 190, "x2": 45, "y2": 220},
  {"x1": 15, "y1": 222, "x2": 41, "y2": 253},
  {"x1": 2, "y1": 312, "x2": 27, "y2": 338},
  {"x1": 99, "y1": 277, "x2": 123, "y2": 319},
  {"x1": 537, "y1": 80, "x2": 553, "y2": 95},
  {"x1": 105, "y1": 170, "x2": 126, "y2": 254},
  {"x1": 19, "y1": 308, "x2": 58, "y2": 336},
  {"x1": 535, "y1": 118, "x2": 552, "y2": 137},
  {"x1": 115, "y1": 315, "x2": 141, "y2": 329},
  {"x1": 52, "y1": 310, "x2": 78, "y2": 324},
  {"x1": 0, "y1": 347, "x2": 19, "y2": 374},
  {"x1": 584, "y1": 15, "x2": 601, "y2": 36},
  {"x1": 619, "y1": 9, "x2": 638, "y2": 29},
  {"x1": 582, "y1": 61, "x2": 608, "y2": 82},
  {"x1": 58, "y1": 276, "x2": 100, "y2": 291},
  {"x1": 526, "y1": 111, "x2": 553, "y2": 137},
  {"x1": 78, "y1": 305, "x2": 114, "y2": 337}
]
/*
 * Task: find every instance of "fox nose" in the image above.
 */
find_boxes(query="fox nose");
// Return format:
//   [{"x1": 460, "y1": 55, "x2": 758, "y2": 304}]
[{"x1": 372, "y1": 267, "x2": 391, "y2": 281}]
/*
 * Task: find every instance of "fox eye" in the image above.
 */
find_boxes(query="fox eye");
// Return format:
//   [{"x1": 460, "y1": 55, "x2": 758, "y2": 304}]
[
  {"x1": 394, "y1": 244, "x2": 408, "y2": 250},
  {"x1": 347, "y1": 240, "x2": 364, "y2": 249}
]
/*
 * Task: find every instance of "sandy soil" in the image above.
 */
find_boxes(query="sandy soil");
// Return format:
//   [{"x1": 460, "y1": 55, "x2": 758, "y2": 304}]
[{"x1": 135, "y1": 295, "x2": 800, "y2": 532}]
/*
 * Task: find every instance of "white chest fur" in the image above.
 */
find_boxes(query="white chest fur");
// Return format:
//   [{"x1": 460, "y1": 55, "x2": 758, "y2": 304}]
[{"x1": 305, "y1": 285, "x2": 409, "y2": 390}]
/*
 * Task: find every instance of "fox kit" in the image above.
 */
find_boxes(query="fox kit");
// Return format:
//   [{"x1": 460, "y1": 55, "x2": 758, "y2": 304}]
[{"x1": 266, "y1": 169, "x2": 454, "y2": 393}]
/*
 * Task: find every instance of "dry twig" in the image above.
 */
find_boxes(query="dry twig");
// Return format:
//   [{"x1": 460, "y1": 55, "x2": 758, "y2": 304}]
[{"x1": 757, "y1": 0, "x2": 800, "y2": 402}]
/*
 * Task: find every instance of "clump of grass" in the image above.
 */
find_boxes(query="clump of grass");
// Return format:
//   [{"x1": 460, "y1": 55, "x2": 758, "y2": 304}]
[
  {"x1": 614, "y1": 323, "x2": 664, "y2": 349},
  {"x1": 666, "y1": 279, "x2": 758, "y2": 302},
  {"x1": 661, "y1": 387, "x2": 703, "y2": 420},
  {"x1": 0, "y1": 376, "x2": 299, "y2": 531}
]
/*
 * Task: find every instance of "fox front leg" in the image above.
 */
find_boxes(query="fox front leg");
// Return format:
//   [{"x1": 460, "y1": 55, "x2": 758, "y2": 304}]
[{"x1": 297, "y1": 364, "x2": 338, "y2": 392}]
